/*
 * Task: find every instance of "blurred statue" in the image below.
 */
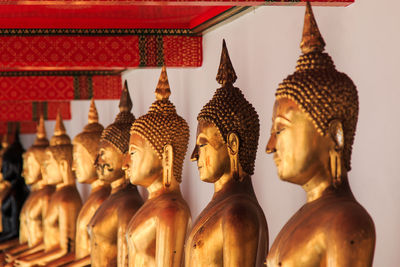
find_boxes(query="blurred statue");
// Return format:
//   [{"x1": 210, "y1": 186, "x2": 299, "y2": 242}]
[
  {"x1": 1, "y1": 116, "x2": 54, "y2": 263},
  {"x1": 265, "y1": 3, "x2": 375, "y2": 266},
  {"x1": 14, "y1": 112, "x2": 82, "y2": 266},
  {"x1": 186, "y1": 40, "x2": 268, "y2": 267},
  {"x1": 88, "y1": 83, "x2": 143, "y2": 267},
  {"x1": 47, "y1": 99, "x2": 111, "y2": 267}
]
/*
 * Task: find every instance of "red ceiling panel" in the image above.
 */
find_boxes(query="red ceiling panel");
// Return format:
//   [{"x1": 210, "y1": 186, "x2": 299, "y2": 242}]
[{"x1": 0, "y1": 100, "x2": 70, "y2": 121}]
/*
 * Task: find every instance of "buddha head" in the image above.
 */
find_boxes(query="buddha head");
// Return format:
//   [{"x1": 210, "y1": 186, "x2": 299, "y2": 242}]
[
  {"x1": 22, "y1": 116, "x2": 49, "y2": 185},
  {"x1": 44, "y1": 111, "x2": 73, "y2": 185},
  {"x1": 72, "y1": 99, "x2": 104, "y2": 184},
  {"x1": 266, "y1": 2, "x2": 358, "y2": 188},
  {"x1": 191, "y1": 40, "x2": 260, "y2": 183},
  {"x1": 95, "y1": 82, "x2": 135, "y2": 183},
  {"x1": 126, "y1": 66, "x2": 189, "y2": 188}
]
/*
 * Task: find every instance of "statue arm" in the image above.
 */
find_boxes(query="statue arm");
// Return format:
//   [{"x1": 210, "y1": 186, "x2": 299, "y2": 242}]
[
  {"x1": 0, "y1": 238, "x2": 19, "y2": 251},
  {"x1": 155, "y1": 206, "x2": 190, "y2": 267},
  {"x1": 44, "y1": 252, "x2": 75, "y2": 267},
  {"x1": 117, "y1": 221, "x2": 129, "y2": 267},
  {"x1": 222, "y1": 204, "x2": 260, "y2": 267},
  {"x1": 5, "y1": 242, "x2": 29, "y2": 256},
  {"x1": 6, "y1": 242, "x2": 44, "y2": 262},
  {"x1": 326, "y1": 215, "x2": 375, "y2": 267},
  {"x1": 64, "y1": 255, "x2": 91, "y2": 267},
  {"x1": 18, "y1": 213, "x2": 28, "y2": 244},
  {"x1": 27, "y1": 203, "x2": 76, "y2": 265}
]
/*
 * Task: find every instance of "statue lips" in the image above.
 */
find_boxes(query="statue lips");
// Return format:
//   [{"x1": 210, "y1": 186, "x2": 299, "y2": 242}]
[{"x1": 273, "y1": 153, "x2": 281, "y2": 167}]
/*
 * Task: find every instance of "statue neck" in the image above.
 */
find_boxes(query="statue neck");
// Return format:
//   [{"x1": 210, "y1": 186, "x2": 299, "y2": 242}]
[
  {"x1": 213, "y1": 173, "x2": 255, "y2": 201},
  {"x1": 303, "y1": 172, "x2": 353, "y2": 202},
  {"x1": 110, "y1": 176, "x2": 126, "y2": 194},
  {"x1": 90, "y1": 178, "x2": 106, "y2": 192},
  {"x1": 147, "y1": 174, "x2": 181, "y2": 200},
  {"x1": 33, "y1": 179, "x2": 46, "y2": 190}
]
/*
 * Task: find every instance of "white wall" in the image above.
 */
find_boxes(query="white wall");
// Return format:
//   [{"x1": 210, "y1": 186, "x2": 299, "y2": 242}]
[{"x1": 20, "y1": 0, "x2": 400, "y2": 265}]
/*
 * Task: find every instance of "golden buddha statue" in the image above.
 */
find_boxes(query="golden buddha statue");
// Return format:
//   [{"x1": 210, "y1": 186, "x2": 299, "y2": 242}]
[
  {"x1": 265, "y1": 3, "x2": 375, "y2": 267},
  {"x1": 14, "y1": 111, "x2": 83, "y2": 267},
  {"x1": 186, "y1": 40, "x2": 268, "y2": 267},
  {"x1": 88, "y1": 83, "x2": 143, "y2": 267},
  {"x1": 45, "y1": 99, "x2": 111, "y2": 267},
  {"x1": 125, "y1": 66, "x2": 191, "y2": 267},
  {"x1": 1, "y1": 116, "x2": 55, "y2": 261}
]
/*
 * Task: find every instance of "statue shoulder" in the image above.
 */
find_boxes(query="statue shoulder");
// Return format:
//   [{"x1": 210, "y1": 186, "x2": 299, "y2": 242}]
[
  {"x1": 322, "y1": 198, "x2": 375, "y2": 243},
  {"x1": 156, "y1": 194, "x2": 190, "y2": 219},
  {"x1": 221, "y1": 195, "x2": 264, "y2": 230}
]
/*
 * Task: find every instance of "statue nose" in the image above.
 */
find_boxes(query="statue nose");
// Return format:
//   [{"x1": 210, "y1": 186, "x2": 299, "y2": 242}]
[
  {"x1": 190, "y1": 145, "x2": 199, "y2": 162},
  {"x1": 266, "y1": 134, "x2": 277, "y2": 154},
  {"x1": 122, "y1": 153, "x2": 130, "y2": 171}
]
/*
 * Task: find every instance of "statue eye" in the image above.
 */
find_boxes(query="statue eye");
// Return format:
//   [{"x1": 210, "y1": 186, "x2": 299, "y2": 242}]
[{"x1": 199, "y1": 144, "x2": 207, "y2": 148}]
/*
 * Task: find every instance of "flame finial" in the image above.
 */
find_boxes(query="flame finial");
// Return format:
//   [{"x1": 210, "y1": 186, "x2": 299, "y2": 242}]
[
  {"x1": 54, "y1": 109, "x2": 66, "y2": 136},
  {"x1": 88, "y1": 98, "x2": 99, "y2": 124},
  {"x1": 300, "y1": 2, "x2": 326, "y2": 54},
  {"x1": 37, "y1": 114, "x2": 47, "y2": 139},
  {"x1": 155, "y1": 66, "x2": 171, "y2": 101},
  {"x1": 119, "y1": 81, "x2": 133, "y2": 112},
  {"x1": 216, "y1": 39, "x2": 237, "y2": 86}
]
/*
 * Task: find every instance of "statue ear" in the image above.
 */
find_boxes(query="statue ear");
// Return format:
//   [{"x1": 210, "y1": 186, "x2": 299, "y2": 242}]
[
  {"x1": 328, "y1": 120, "x2": 344, "y2": 188},
  {"x1": 328, "y1": 119, "x2": 344, "y2": 151},
  {"x1": 59, "y1": 159, "x2": 69, "y2": 180},
  {"x1": 162, "y1": 144, "x2": 174, "y2": 188},
  {"x1": 227, "y1": 132, "x2": 241, "y2": 181},
  {"x1": 227, "y1": 132, "x2": 239, "y2": 156}
]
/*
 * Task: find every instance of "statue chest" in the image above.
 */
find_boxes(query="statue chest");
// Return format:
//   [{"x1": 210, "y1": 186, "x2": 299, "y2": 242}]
[
  {"x1": 187, "y1": 206, "x2": 224, "y2": 266},
  {"x1": 127, "y1": 203, "x2": 158, "y2": 257},
  {"x1": 44, "y1": 201, "x2": 61, "y2": 249}
]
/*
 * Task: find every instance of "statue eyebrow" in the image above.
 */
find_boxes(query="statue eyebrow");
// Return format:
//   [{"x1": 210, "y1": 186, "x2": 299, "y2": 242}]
[
  {"x1": 197, "y1": 136, "x2": 208, "y2": 144},
  {"x1": 275, "y1": 115, "x2": 292, "y2": 124}
]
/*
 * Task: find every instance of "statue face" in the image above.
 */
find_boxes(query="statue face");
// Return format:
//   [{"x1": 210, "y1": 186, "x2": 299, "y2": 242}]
[
  {"x1": 43, "y1": 150, "x2": 62, "y2": 185},
  {"x1": 73, "y1": 143, "x2": 96, "y2": 184},
  {"x1": 266, "y1": 98, "x2": 331, "y2": 185},
  {"x1": 126, "y1": 134, "x2": 162, "y2": 187},
  {"x1": 191, "y1": 121, "x2": 230, "y2": 183},
  {"x1": 95, "y1": 141, "x2": 124, "y2": 183},
  {"x1": 22, "y1": 152, "x2": 41, "y2": 185}
]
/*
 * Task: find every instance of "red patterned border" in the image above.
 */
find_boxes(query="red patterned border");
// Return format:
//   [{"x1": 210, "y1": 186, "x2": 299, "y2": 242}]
[
  {"x1": 0, "y1": 101, "x2": 70, "y2": 121},
  {"x1": 0, "y1": 75, "x2": 121, "y2": 101},
  {"x1": 0, "y1": 35, "x2": 202, "y2": 70},
  {"x1": 0, "y1": 1, "x2": 354, "y2": 6}
]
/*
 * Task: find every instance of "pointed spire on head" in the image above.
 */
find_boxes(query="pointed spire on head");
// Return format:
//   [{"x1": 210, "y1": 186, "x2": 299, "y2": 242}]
[
  {"x1": 216, "y1": 39, "x2": 237, "y2": 86},
  {"x1": 88, "y1": 98, "x2": 99, "y2": 124},
  {"x1": 155, "y1": 66, "x2": 171, "y2": 101},
  {"x1": 37, "y1": 114, "x2": 47, "y2": 139},
  {"x1": 119, "y1": 80, "x2": 133, "y2": 113},
  {"x1": 33, "y1": 114, "x2": 49, "y2": 147},
  {"x1": 54, "y1": 109, "x2": 66, "y2": 136},
  {"x1": 300, "y1": 2, "x2": 326, "y2": 54}
]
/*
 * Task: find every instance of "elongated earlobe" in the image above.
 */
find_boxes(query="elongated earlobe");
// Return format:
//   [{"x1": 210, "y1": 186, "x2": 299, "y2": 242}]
[
  {"x1": 162, "y1": 144, "x2": 174, "y2": 188},
  {"x1": 328, "y1": 120, "x2": 344, "y2": 188}
]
